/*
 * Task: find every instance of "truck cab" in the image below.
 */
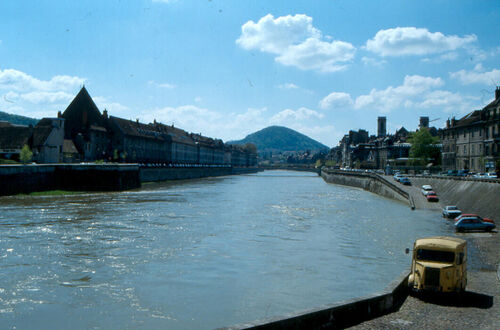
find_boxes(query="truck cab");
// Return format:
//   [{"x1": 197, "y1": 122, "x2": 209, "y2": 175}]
[{"x1": 408, "y1": 236, "x2": 467, "y2": 293}]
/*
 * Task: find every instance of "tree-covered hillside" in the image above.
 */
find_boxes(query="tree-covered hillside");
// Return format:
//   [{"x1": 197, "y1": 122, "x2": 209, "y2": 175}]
[
  {"x1": 228, "y1": 126, "x2": 329, "y2": 153},
  {"x1": 0, "y1": 111, "x2": 39, "y2": 126}
]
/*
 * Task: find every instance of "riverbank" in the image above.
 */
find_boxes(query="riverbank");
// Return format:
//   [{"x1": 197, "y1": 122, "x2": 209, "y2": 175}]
[
  {"x1": 352, "y1": 233, "x2": 500, "y2": 329},
  {"x1": 320, "y1": 168, "x2": 499, "y2": 329},
  {"x1": 0, "y1": 164, "x2": 260, "y2": 196}
]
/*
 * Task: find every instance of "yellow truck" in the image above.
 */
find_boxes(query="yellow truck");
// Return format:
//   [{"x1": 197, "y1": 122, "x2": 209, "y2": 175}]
[{"x1": 407, "y1": 236, "x2": 467, "y2": 293}]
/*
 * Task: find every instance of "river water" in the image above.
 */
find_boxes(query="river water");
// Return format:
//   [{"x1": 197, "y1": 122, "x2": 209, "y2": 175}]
[{"x1": 0, "y1": 170, "x2": 454, "y2": 329}]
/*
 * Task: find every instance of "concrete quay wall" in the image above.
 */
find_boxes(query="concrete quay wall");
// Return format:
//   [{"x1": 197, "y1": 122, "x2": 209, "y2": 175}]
[
  {"x1": 0, "y1": 165, "x2": 261, "y2": 196},
  {"x1": 407, "y1": 176, "x2": 500, "y2": 219},
  {"x1": 0, "y1": 164, "x2": 141, "y2": 196},
  {"x1": 139, "y1": 166, "x2": 260, "y2": 182},
  {"x1": 223, "y1": 271, "x2": 409, "y2": 330},
  {"x1": 321, "y1": 169, "x2": 409, "y2": 205}
]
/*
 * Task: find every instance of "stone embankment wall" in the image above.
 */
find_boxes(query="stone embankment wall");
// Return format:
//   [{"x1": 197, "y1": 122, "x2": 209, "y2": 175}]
[
  {"x1": 0, "y1": 165, "x2": 260, "y2": 196},
  {"x1": 408, "y1": 176, "x2": 500, "y2": 219},
  {"x1": 321, "y1": 169, "x2": 410, "y2": 205},
  {"x1": 0, "y1": 164, "x2": 140, "y2": 196},
  {"x1": 139, "y1": 166, "x2": 259, "y2": 182}
]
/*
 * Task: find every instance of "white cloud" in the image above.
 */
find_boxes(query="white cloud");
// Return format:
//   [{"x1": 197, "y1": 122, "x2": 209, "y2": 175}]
[
  {"x1": 19, "y1": 91, "x2": 73, "y2": 104},
  {"x1": 236, "y1": 14, "x2": 320, "y2": 54},
  {"x1": 236, "y1": 14, "x2": 355, "y2": 73},
  {"x1": 93, "y1": 96, "x2": 129, "y2": 114},
  {"x1": 277, "y1": 83, "x2": 299, "y2": 90},
  {"x1": 148, "y1": 80, "x2": 176, "y2": 89},
  {"x1": 366, "y1": 27, "x2": 477, "y2": 57},
  {"x1": 450, "y1": 67, "x2": 500, "y2": 85},
  {"x1": 269, "y1": 107, "x2": 323, "y2": 124},
  {"x1": 276, "y1": 37, "x2": 354, "y2": 73},
  {"x1": 0, "y1": 69, "x2": 85, "y2": 92},
  {"x1": 319, "y1": 92, "x2": 353, "y2": 110},
  {"x1": 354, "y1": 75, "x2": 444, "y2": 112},
  {"x1": 361, "y1": 56, "x2": 387, "y2": 67}
]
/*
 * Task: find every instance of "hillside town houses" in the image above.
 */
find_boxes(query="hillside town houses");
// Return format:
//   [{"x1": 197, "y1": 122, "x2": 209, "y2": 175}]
[
  {"x1": 1, "y1": 87, "x2": 499, "y2": 173},
  {"x1": 328, "y1": 87, "x2": 500, "y2": 173},
  {"x1": 0, "y1": 87, "x2": 257, "y2": 167}
]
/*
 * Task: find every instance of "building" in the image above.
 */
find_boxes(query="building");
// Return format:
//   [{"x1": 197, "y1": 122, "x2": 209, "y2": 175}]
[
  {"x1": 441, "y1": 87, "x2": 500, "y2": 172},
  {"x1": 377, "y1": 116, "x2": 386, "y2": 137},
  {"x1": 0, "y1": 123, "x2": 32, "y2": 161},
  {"x1": 32, "y1": 118, "x2": 65, "y2": 163}
]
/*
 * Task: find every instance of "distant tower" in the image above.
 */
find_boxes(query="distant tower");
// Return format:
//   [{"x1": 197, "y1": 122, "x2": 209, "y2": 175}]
[
  {"x1": 377, "y1": 116, "x2": 386, "y2": 137},
  {"x1": 419, "y1": 116, "x2": 429, "y2": 129}
]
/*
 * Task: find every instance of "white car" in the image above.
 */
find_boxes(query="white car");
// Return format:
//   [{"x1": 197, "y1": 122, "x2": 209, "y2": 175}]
[
  {"x1": 421, "y1": 185, "x2": 433, "y2": 196},
  {"x1": 486, "y1": 172, "x2": 497, "y2": 178},
  {"x1": 442, "y1": 206, "x2": 462, "y2": 219}
]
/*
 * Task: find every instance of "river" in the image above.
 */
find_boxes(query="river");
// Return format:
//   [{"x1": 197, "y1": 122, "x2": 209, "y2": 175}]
[{"x1": 0, "y1": 170, "x2": 454, "y2": 329}]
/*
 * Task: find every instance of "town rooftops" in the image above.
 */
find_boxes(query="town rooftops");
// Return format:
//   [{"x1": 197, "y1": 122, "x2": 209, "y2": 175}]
[
  {"x1": 0, "y1": 126, "x2": 32, "y2": 150},
  {"x1": 109, "y1": 116, "x2": 165, "y2": 141}
]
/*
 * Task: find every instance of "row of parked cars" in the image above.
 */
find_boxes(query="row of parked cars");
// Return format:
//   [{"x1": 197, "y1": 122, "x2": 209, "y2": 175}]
[
  {"x1": 442, "y1": 205, "x2": 496, "y2": 232},
  {"x1": 393, "y1": 172, "x2": 411, "y2": 186},
  {"x1": 421, "y1": 184, "x2": 439, "y2": 202}
]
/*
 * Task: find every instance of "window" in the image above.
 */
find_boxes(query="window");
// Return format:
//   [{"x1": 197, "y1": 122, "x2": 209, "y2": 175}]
[{"x1": 416, "y1": 249, "x2": 455, "y2": 263}]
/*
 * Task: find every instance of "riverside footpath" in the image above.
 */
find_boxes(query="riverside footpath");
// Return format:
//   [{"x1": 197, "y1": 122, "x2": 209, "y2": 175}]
[{"x1": 321, "y1": 170, "x2": 499, "y2": 329}]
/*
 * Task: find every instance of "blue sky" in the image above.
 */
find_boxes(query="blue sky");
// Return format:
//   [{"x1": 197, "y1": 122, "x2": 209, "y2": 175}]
[{"x1": 0, "y1": 0, "x2": 499, "y2": 147}]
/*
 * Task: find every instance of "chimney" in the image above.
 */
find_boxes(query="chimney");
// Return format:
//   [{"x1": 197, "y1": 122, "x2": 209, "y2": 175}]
[
  {"x1": 446, "y1": 119, "x2": 450, "y2": 129},
  {"x1": 451, "y1": 117, "x2": 456, "y2": 127},
  {"x1": 57, "y1": 111, "x2": 62, "y2": 118},
  {"x1": 103, "y1": 109, "x2": 108, "y2": 119},
  {"x1": 496, "y1": 86, "x2": 500, "y2": 100}
]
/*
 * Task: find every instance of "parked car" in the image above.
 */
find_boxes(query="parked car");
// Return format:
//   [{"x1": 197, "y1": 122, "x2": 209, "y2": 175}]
[
  {"x1": 447, "y1": 170, "x2": 458, "y2": 176},
  {"x1": 454, "y1": 214, "x2": 495, "y2": 224},
  {"x1": 442, "y1": 206, "x2": 462, "y2": 218},
  {"x1": 486, "y1": 172, "x2": 497, "y2": 178},
  {"x1": 421, "y1": 185, "x2": 433, "y2": 196},
  {"x1": 394, "y1": 173, "x2": 403, "y2": 181},
  {"x1": 473, "y1": 173, "x2": 487, "y2": 178},
  {"x1": 426, "y1": 193, "x2": 439, "y2": 202},
  {"x1": 399, "y1": 177, "x2": 411, "y2": 185},
  {"x1": 457, "y1": 169, "x2": 469, "y2": 177},
  {"x1": 455, "y1": 216, "x2": 496, "y2": 232}
]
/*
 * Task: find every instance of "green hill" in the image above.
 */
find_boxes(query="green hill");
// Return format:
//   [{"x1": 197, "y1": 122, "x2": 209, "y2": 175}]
[
  {"x1": 228, "y1": 126, "x2": 329, "y2": 153},
  {"x1": 0, "y1": 111, "x2": 39, "y2": 126}
]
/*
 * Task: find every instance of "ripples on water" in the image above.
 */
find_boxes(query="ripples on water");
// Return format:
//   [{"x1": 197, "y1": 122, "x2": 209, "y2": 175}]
[{"x1": 0, "y1": 170, "x2": 453, "y2": 329}]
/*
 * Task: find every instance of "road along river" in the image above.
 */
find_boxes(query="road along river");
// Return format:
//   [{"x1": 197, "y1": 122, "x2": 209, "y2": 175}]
[{"x1": 0, "y1": 170, "x2": 456, "y2": 329}]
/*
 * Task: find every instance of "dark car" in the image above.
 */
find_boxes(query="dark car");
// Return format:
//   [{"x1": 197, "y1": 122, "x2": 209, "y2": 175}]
[
  {"x1": 399, "y1": 177, "x2": 411, "y2": 185},
  {"x1": 455, "y1": 216, "x2": 495, "y2": 232}
]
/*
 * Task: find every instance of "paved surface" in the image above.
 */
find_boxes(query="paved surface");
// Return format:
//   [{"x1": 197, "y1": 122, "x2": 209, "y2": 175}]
[
  {"x1": 352, "y1": 175, "x2": 499, "y2": 329},
  {"x1": 382, "y1": 175, "x2": 442, "y2": 210}
]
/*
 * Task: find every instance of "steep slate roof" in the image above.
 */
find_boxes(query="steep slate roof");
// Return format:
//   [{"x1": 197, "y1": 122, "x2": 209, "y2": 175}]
[
  {"x1": 32, "y1": 126, "x2": 53, "y2": 147},
  {"x1": 482, "y1": 93, "x2": 500, "y2": 110},
  {"x1": 0, "y1": 126, "x2": 32, "y2": 149},
  {"x1": 454, "y1": 110, "x2": 483, "y2": 128},
  {"x1": 62, "y1": 86, "x2": 104, "y2": 139},
  {"x1": 152, "y1": 122, "x2": 195, "y2": 146},
  {"x1": 109, "y1": 116, "x2": 165, "y2": 141}
]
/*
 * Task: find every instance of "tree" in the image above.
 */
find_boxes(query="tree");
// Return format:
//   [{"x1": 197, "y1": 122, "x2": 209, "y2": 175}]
[
  {"x1": 20, "y1": 144, "x2": 33, "y2": 164},
  {"x1": 407, "y1": 129, "x2": 440, "y2": 165}
]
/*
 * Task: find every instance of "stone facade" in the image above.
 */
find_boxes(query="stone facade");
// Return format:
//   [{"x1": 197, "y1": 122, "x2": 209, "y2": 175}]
[{"x1": 441, "y1": 87, "x2": 500, "y2": 173}]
